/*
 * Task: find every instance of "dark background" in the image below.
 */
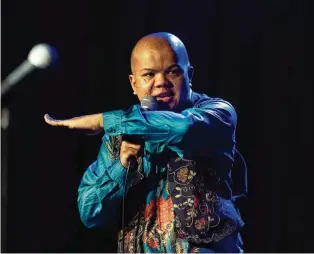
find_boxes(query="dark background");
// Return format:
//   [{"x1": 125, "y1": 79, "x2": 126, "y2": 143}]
[{"x1": 1, "y1": 0, "x2": 313, "y2": 252}]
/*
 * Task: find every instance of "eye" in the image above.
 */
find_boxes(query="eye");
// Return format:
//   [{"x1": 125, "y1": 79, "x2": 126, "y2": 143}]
[
  {"x1": 167, "y1": 68, "x2": 182, "y2": 76},
  {"x1": 143, "y1": 72, "x2": 155, "y2": 77}
]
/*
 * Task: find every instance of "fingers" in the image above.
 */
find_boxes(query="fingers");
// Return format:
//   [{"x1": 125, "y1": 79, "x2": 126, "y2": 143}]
[
  {"x1": 126, "y1": 148, "x2": 139, "y2": 158},
  {"x1": 44, "y1": 114, "x2": 71, "y2": 127},
  {"x1": 121, "y1": 140, "x2": 142, "y2": 157},
  {"x1": 122, "y1": 140, "x2": 142, "y2": 150},
  {"x1": 121, "y1": 141, "x2": 142, "y2": 157},
  {"x1": 121, "y1": 143, "x2": 141, "y2": 156},
  {"x1": 120, "y1": 140, "x2": 143, "y2": 168}
]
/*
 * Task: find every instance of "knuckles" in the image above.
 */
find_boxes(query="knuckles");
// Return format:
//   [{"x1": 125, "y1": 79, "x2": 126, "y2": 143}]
[{"x1": 120, "y1": 141, "x2": 142, "y2": 157}]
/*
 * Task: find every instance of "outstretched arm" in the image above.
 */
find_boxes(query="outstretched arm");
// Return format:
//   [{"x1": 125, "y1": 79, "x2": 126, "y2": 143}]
[
  {"x1": 45, "y1": 98, "x2": 237, "y2": 158},
  {"x1": 44, "y1": 113, "x2": 103, "y2": 135}
]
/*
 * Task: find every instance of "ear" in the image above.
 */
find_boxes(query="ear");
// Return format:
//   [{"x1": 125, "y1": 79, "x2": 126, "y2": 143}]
[
  {"x1": 129, "y1": 74, "x2": 137, "y2": 94},
  {"x1": 188, "y1": 66, "x2": 194, "y2": 85}
]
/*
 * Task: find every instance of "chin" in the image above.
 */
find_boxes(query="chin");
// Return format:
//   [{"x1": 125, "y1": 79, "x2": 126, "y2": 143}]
[
  {"x1": 167, "y1": 103, "x2": 178, "y2": 111},
  {"x1": 156, "y1": 98, "x2": 177, "y2": 111}
]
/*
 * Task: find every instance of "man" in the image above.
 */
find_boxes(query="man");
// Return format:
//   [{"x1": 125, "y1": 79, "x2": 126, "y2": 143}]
[{"x1": 45, "y1": 32, "x2": 245, "y2": 253}]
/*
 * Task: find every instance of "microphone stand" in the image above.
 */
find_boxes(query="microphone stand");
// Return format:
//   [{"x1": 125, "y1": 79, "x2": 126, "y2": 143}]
[{"x1": 1, "y1": 106, "x2": 10, "y2": 252}]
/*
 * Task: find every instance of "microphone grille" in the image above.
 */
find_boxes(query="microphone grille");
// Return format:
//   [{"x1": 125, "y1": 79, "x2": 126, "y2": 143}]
[
  {"x1": 27, "y1": 43, "x2": 59, "y2": 68},
  {"x1": 141, "y1": 96, "x2": 158, "y2": 111}
]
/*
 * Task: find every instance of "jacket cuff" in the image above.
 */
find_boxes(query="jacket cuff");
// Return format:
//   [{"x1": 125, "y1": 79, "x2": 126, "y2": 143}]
[{"x1": 102, "y1": 110, "x2": 124, "y2": 136}]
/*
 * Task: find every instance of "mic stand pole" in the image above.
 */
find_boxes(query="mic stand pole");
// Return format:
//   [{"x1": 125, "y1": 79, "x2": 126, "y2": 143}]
[{"x1": 1, "y1": 107, "x2": 10, "y2": 252}]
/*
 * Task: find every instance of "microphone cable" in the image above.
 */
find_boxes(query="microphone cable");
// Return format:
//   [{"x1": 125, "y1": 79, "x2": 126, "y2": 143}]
[{"x1": 121, "y1": 160, "x2": 132, "y2": 252}]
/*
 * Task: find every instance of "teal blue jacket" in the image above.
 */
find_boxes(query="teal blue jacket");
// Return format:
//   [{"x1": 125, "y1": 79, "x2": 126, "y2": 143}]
[{"x1": 77, "y1": 91, "x2": 244, "y2": 252}]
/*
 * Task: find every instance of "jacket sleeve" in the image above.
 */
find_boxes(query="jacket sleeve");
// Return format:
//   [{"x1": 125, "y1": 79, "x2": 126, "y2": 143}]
[
  {"x1": 103, "y1": 98, "x2": 237, "y2": 158},
  {"x1": 77, "y1": 135, "x2": 138, "y2": 229}
]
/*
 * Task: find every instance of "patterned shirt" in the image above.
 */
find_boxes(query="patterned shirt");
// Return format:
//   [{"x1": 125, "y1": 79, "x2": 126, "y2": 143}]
[{"x1": 77, "y1": 91, "x2": 245, "y2": 252}]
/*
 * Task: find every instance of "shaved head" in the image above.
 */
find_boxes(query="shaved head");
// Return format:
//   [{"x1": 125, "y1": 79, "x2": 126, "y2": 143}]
[
  {"x1": 131, "y1": 32, "x2": 190, "y2": 74},
  {"x1": 129, "y1": 32, "x2": 193, "y2": 112}
]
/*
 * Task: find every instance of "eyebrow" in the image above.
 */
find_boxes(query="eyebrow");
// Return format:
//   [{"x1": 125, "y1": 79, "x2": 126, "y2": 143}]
[
  {"x1": 140, "y1": 68, "x2": 156, "y2": 72},
  {"x1": 166, "y1": 64, "x2": 181, "y2": 70},
  {"x1": 140, "y1": 64, "x2": 181, "y2": 73}
]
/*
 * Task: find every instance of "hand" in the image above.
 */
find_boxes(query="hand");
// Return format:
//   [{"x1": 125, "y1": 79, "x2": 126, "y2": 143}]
[
  {"x1": 44, "y1": 113, "x2": 103, "y2": 135},
  {"x1": 120, "y1": 140, "x2": 142, "y2": 168}
]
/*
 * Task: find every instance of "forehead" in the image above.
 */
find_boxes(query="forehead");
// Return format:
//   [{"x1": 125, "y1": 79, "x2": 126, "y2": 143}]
[
  {"x1": 137, "y1": 47, "x2": 177, "y2": 65},
  {"x1": 133, "y1": 46, "x2": 189, "y2": 74}
]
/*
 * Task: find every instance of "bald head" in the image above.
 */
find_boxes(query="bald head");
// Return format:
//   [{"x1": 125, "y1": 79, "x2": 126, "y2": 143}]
[
  {"x1": 130, "y1": 32, "x2": 190, "y2": 74},
  {"x1": 129, "y1": 32, "x2": 194, "y2": 112}
]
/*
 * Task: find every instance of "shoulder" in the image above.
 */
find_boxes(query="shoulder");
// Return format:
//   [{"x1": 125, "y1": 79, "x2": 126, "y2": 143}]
[{"x1": 191, "y1": 91, "x2": 236, "y2": 114}]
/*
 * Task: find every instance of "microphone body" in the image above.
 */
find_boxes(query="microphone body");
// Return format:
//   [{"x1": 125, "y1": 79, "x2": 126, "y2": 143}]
[{"x1": 141, "y1": 95, "x2": 159, "y2": 111}]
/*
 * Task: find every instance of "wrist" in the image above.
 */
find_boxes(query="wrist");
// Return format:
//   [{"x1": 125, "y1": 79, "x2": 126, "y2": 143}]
[{"x1": 98, "y1": 113, "x2": 104, "y2": 128}]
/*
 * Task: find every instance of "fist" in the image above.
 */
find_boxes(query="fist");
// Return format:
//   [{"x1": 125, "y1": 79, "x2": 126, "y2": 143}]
[{"x1": 120, "y1": 140, "x2": 142, "y2": 168}]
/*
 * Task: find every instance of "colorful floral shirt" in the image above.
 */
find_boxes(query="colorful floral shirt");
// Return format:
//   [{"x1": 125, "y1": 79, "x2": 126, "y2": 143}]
[{"x1": 77, "y1": 91, "x2": 245, "y2": 252}]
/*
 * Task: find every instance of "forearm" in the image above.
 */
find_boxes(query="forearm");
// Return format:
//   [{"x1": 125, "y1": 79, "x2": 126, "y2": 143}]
[{"x1": 103, "y1": 101, "x2": 237, "y2": 157}]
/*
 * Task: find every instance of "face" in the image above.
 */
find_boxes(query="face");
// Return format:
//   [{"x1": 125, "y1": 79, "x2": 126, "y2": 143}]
[{"x1": 129, "y1": 45, "x2": 193, "y2": 111}]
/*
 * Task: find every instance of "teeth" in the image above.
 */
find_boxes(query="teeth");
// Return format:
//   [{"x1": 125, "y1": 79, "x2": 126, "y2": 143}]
[{"x1": 159, "y1": 93, "x2": 170, "y2": 98}]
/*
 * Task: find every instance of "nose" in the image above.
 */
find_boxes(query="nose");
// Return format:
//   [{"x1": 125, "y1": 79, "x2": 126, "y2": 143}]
[{"x1": 154, "y1": 73, "x2": 170, "y2": 88}]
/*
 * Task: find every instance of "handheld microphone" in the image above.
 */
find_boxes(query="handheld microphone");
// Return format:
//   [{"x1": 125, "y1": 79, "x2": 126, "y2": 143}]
[
  {"x1": 122, "y1": 95, "x2": 158, "y2": 144},
  {"x1": 1, "y1": 43, "x2": 59, "y2": 97},
  {"x1": 121, "y1": 95, "x2": 158, "y2": 251},
  {"x1": 140, "y1": 95, "x2": 158, "y2": 111}
]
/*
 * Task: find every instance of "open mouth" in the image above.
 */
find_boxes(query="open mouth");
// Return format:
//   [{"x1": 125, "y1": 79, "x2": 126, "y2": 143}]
[{"x1": 155, "y1": 92, "x2": 173, "y2": 103}]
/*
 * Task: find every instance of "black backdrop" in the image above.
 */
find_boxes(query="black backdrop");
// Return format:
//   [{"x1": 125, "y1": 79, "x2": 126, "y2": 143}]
[{"x1": 2, "y1": 0, "x2": 313, "y2": 252}]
